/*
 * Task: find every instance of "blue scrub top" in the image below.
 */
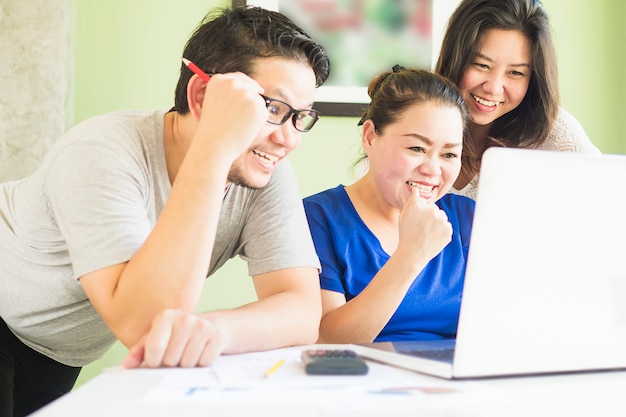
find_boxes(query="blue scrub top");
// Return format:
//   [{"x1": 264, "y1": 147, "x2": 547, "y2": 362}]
[{"x1": 303, "y1": 185, "x2": 475, "y2": 341}]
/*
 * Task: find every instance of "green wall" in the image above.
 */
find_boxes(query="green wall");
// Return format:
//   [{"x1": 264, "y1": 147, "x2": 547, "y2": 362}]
[
  {"x1": 543, "y1": 0, "x2": 626, "y2": 154},
  {"x1": 73, "y1": 0, "x2": 626, "y2": 386}
]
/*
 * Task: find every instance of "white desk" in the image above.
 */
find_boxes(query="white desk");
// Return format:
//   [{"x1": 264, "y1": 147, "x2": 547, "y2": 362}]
[{"x1": 31, "y1": 345, "x2": 626, "y2": 417}]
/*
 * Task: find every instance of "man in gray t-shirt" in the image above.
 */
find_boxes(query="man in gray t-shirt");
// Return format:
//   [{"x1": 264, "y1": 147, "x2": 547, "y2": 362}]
[{"x1": 0, "y1": 7, "x2": 329, "y2": 416}]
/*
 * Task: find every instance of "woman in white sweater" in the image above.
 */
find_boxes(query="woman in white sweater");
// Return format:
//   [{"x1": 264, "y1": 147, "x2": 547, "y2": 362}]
[{"x1": 436, "y1": 0, "x2": 600, "y2": 199}]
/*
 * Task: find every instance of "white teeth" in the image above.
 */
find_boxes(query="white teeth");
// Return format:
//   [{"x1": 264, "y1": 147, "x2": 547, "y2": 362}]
[
  {"x1": 472, "y1": 95, "x2": 500, "y2": 107},
  {"x1": 407, "y1": 181, "x2": 434, "y2": 193},
  {"x1": 252, "y1": 149, "x2": 278, "y2": 163}
]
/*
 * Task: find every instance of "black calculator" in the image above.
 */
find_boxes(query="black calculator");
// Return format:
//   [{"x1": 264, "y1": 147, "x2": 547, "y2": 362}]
[{"x1": 301, "y1": 349, "x2": 369, "y2": 375}]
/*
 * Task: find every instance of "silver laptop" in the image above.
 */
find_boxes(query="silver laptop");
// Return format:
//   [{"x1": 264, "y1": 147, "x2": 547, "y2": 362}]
[{"x1": 354, "y1": 147, "x2": 626, "y2": 379}]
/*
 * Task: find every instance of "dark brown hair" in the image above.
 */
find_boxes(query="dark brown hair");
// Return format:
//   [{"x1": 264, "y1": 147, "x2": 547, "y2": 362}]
[{"x1": 174, "y1": 6, "x2": 330, "y2": 114}]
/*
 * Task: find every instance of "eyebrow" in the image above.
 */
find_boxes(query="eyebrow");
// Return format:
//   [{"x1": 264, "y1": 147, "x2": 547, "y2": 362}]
[
  {"x1": 268, "y1": 86, "x2": 315, "y2": 109},
  {"x1": 475, "y1": 52, "x2": 531, "y2": 69},
  {"x1": 405, "y1": 133, "x2": 462, "y2": 148}
]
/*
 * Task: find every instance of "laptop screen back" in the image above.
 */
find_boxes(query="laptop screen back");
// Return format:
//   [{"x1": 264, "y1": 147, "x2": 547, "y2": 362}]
[{"x1": 453, "y1": 148, "x2": 626, "y2": 377}]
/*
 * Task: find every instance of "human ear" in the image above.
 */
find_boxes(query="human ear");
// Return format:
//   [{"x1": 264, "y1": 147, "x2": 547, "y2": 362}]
[
  {"x1": 186, "y1": 75, "x2": 206, "y2": 121},
  {"x1": 361, "y1": 119, "x2": 377, "y2": 151}
]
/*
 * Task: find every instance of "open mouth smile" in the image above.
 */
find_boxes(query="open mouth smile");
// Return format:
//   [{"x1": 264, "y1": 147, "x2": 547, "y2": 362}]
[
  {"x1": 407, "y1": 181, "x2": 435, "y2": 197},
  {"x1": 252, "y1": 149, "x2": 280, "y2": 164},
  {"x1": 471, "y1": 94, "x2": 501, "y2": 108}
]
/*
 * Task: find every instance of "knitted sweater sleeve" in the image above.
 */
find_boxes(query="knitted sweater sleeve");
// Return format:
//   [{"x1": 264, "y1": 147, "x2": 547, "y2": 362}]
[{"x1": 539, "y1": 107, "x2": 601, "y2": 154}]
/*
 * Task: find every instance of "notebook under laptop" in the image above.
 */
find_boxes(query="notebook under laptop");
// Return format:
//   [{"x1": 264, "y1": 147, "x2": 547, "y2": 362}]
[{"x1": 353, "y1": 147, "x2": 626, "y2": 379}]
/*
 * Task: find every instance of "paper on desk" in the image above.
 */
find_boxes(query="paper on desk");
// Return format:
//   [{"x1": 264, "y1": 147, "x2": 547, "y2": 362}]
[
  {"x1": 139, "y1": 345, "x2": 524, "y2": 411},
  {"x1": 212, "y1": 345, "x2": 413, "y2": 388}
]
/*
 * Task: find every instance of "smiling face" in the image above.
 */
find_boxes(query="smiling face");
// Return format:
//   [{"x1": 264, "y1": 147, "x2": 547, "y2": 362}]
[
  {"x1": 363, "y1": 101, "x2": 464, "y2": 209},
  {"x1": 228, "y1": 57, "x2": 317, "y2": 188},
  {"x1": 458, "y1": 28, "x2": 532, "y2": 128}
]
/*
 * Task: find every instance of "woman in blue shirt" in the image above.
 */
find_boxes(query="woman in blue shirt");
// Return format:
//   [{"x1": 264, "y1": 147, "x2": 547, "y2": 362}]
[{"x1": 304, "y1": 66, "x2": 475, "y2": 343}]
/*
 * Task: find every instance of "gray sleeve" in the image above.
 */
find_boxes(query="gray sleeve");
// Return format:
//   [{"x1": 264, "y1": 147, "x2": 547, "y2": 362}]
[
  {"x1": 43, "y1": 138, "x2": 152, "y2": 279},
  {"x1": 239, "y1": 159, "x2": 321, "y2": 276}
]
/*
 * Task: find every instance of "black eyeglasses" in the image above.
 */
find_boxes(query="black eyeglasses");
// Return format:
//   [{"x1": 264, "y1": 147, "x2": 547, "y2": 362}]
[{"x1": 262, "y1": 95, "x2": 321, "y2": 132}]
